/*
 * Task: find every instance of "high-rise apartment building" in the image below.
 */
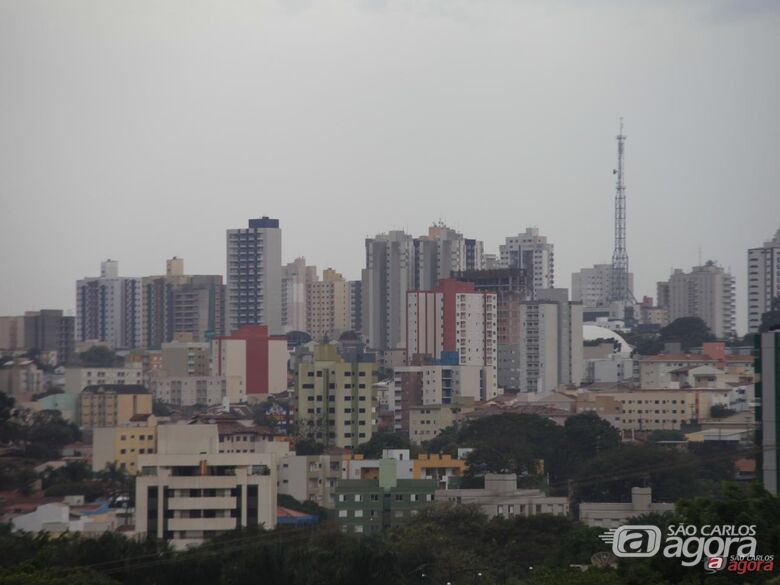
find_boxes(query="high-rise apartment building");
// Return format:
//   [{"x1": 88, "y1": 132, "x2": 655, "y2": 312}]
[
  {"x1": 76, "y1": 260, "x2": 142, "y2": 349},
  {"x1": 141, "y1": 258, "x2": 225, "y2": 348},
  {"x1": 362, "y1": 226, "x2": 484, "y2": 351},
  {"x1": 0, "y1": 316, "x2": 26, "y2": 351},
  {"x1": 226, "y1": 217, "x2": 282, "y2": 335},
  {"x1": 296, "y1": 345, "x2": 377, "y2": 449},
  {"x1": 362, "y1": 231, "x2": 416, "y2": 350},
  {"x1": 748, "y1": 229, "x2": 780, "y2": 332},
  {"x1": 281, "y1": 257, "x2": 318, "y2": 332},
  {"x1": 499, "y1": 228, "x2": 554, "y2": 291},
  {"x1": 405, "y1": 279, "x2": 497, "y2": 370},
  {"x1": 657, "y1": 261, "x2": 736, "y2": 338},
  {"x1": 22, "y1": 310, "x2": 75, "y2": 364},
  {"x1": 307, "y1": 268, "x2": 351, "y2": 342}
]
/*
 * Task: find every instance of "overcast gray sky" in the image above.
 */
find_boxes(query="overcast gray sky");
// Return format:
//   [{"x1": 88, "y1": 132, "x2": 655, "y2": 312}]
[{"x1": 1, "y1": 0, "x2": 779, "y2": 334}]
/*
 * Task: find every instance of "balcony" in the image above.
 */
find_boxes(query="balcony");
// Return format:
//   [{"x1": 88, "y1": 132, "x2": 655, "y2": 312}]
[
  {"x1": 167, "y1": 496, "x2": 236, "y2": 510},
  {"x1": 168, "y1": 517, "x2": 236, "y2": 531}
]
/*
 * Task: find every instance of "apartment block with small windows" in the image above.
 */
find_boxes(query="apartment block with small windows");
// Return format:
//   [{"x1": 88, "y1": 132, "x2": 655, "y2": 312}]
[
  {"x1": 64, "y1": 365, "x2": 144, "y2": 395},
  {"x1": 92, "y1": 414, "x2": 158, "y2": 474},
  {"x1": 151, "y1": 376, "x2": 226, "y2": 407},
  {"x1": 747, "y1": 229, "x2": 780, "y2": 332},
  {"x1": 78, "y1": 384, "x2": 152, "y2": 429},
  {"x1": 296, "y1": 345, "x2": 377, "y2": 449},
  {"x1": 335, "y1": 461, "x2": 436, "y2": 534}
]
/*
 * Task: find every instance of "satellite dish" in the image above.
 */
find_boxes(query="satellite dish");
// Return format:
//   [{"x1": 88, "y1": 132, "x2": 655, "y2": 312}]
[{"x1": 591, "y1": 551, "x2": 618, "y2": 568}]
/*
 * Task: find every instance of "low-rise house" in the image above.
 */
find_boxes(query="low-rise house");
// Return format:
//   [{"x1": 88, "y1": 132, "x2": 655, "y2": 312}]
[
  {"x1": 436, "y1": 473, "x2": 569, "y2": 519},
  {"x1": 11, "y1": 496, "x2": 118, "y2": 535}
]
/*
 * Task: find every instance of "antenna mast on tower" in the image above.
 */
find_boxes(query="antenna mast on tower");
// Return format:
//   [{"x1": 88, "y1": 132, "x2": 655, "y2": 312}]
[{"x1": 610, "y1": 118, "x2": 632, "y2": 307}]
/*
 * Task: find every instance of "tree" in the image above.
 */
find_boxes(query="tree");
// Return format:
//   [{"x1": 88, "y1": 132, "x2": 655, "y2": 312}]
[
  {"x1": 658, "y1": 316, "x2": 716, "y2": 350},
  {"x1": 78, "y1": 346, "x2": 119, "y2": 368},
  {"x1": 422, "y1": 424, "x2": 459, "y2": 457},
  {"x1": 572, "y1": 444, "x2": 701, "y2": 503},
  {"x1": 647, "y1": 429, "x2": 685, "y2": 442},
  {"x1": 710, "y1": 404, "x2": 736, "y2": 419},
  {"x1": 294, "y1": 437, "x2": 325, "y2": 455},
  {"x1": 357, "y1": 431, "x2": 414, "y2": 458},
  {"x1": 563, "y1": 413, "x2": 620, "y2": 463}
]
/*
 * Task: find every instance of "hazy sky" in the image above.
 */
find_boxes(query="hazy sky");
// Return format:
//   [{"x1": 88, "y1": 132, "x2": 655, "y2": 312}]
[{"x1": 1, "y1": 0, "x2": 779, "y2": 334}]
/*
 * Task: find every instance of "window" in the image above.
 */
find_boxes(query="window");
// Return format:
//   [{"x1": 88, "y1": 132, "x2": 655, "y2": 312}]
[
  {"x1": 354, "y1": 510, "x2": 364, "y2": 518},
  {"x1": 338, "y1": 510, "x2": 348, "y2": 518}
]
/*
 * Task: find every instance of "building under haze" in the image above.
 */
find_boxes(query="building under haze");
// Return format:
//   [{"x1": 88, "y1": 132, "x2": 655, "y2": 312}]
[
  {"x1": 226, "y1": 217, "x2": 282, "y2": 335},
  {"x1": 756, "y1": 329, "x2": 779, "y2": 495},
  {"x1": 281, "y1": 257, "x2": 318, "y2": 333},
  {"x1": 499, "y1": 228, "x2": 554, "y2": 292},
  {"x1": 76, "y1": 260, "x2": 142, "y2": 350},
  {"x1": 572, "y1": 264, "x2": 634, "y2": 318},
  {"x1": 748, "y1": 229, "x2": 780, "y2": 332},
  {"x1": 657, "y1": 261, "x2": 736, "y2": 338}
]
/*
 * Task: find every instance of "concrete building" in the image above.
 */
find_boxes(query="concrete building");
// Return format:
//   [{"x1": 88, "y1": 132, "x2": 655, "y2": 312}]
[
  {"x1": 436, "y1": 474, "x2": 569, "y2": 519},
  {"x1": 572, "y1": 264, "x2": 634, "y2": 316},
  {"x1": 500, "y1": 289, "x2": 582, "y2": 393},
  {"x1": 92, "y1": 414, "x2": 158, "y2": 474},
  {"x1": 335, "y1": 461, "x2": 436, "y2": 534},
  {"x1": 281, "y1": 257, "x2": 318, "y2": 333},
  {"x1": 362, "y1": 230, "x2": 416, "y2": 350},
  {"x1": 756, "y1": 329, "x2": 779, "y2": 494},
  {"x1": 579, "y1": 487, "x2": 674, "y2": 528},
  {"x1": 748, "y1": 229, "x2": 780, "y2": 332},
  {"x1": 405, "y1": 278, "x2": 497, "y2": 371},
  {"x1": 408, "y1": 403, "x2": 472, "y2": 445},
  {"x1": 390, "y1": 365, "x2": 494, "y2": 433},
  {"x1": 296, "y1": 344, "x2": 377, "y2": 449},
  {"x1": 226, "y1": 217, "x2": 283, "y2": 335},
  {"x1": 639, "y1": 353, "x2": 719, "y2": 389},
  {"x1": 22, "y1": 310, "x2": 75, "y2": 365},
  {"x1": 135, "y1": 424, "x2": 277, "y2": 549},
  {"x1": 347, "y1": 280, "x2": 362, "y2": 334},
  {"x1": 278, "y1": 454, "x2": 344, "y2": 508},
  {"x1": 413, "y1": 223, "x2": 473, "y2": 291},
  {"x1": 160, "y1": 341, "x2": 210, "y2": 377},
  {"x1": 11, "y1": 497, "x2": 118, "y2": 535},
  {"x1": 499, "y1": 228, "x2": 555, "y2": 291},
  {"x1": 64, "y1": 365, "x2": 144, "y2": 395},
  {"x1": 657, "y1": 261, "x2": 736, "y2": 338},
  {"x1": 307, "y1": 268, "x2": 351, "y2": 342},
  {"x1": 212, "y1": 325, "x2": 288, "y2": 403},
  {"x1": 0, "y1": 315, "x2": 26, "y2": 350},
  {"x1": 76, "y1": 260, "x2": 142, "y2": 349},
  {"x1": 78, "y1": 384, "x2": 152, "y2": 429},
  {"x1": 151, "y1": 376, "x2": 226, "y2": 407},
  {"x1": 0, "y1": 358, "x2": 43, "y2": 398}
]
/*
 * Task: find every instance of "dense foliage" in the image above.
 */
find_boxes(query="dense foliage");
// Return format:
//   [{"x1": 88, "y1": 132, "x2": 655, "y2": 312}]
[{"x1": 1, "y1": 486, "x2": 778, "y2": 584}]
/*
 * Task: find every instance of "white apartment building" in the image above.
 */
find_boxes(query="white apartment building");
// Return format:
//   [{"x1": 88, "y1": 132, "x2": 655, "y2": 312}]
[
  {"x1": 64, "y1": 365, "x2": 144, "y2": 394},
  {"x1": 747, "y1": 229, "x2": 780, "y2": 332},
  {"x1": 151, "y1": 376, "x2": 226, "y2": 407},
  {"x1": 658, "y1": 261, "x2": 736, "y2": 338},
  {"x1": 499, "y1": 228, "x2": 554, "y2": 291},
  {"x1": 226, "y1": 217, "x2": 283, "y2": 335},
  {"x1": 580, "y1": 487, "x2": 674, "y2": 528},
  {"x1": 135, "y1": 424, "x2": 277, "y2": 550},
  {"x1": 76, "y1": 260, "x2": 142, "y2": 349}
]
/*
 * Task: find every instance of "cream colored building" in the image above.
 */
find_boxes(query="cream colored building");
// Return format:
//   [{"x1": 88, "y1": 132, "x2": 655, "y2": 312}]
[
  {"x1": 78, "y1": 385, "x2": 153, "y2": 429},
  {"x1": 64, "y1": 366, "x2": 144, "y2": 395},
  {"x1": 437, "y1": 474, "x2": 569, "y2": 518},
  {"x1": 92, "y1": 414, "x2": 158, "y2": 474},
  {"x1": 306, "y1": 268, "x2": 351, "y2": 342},
  {"x1": 639, "y1": 354, "x2": 718, "y2": 389},
  {"x1": 297, "y1": 345, "x2": 377, "y2": 449},
  {"x1": 160, "y1": 342, "x2": 210, "y2": 377},
  {"x1": 0, "y1": 359, "x2": 43, "y2": 398},
  {"x1": 579, "y1": 487, "x2": 674, "y2": 528},
  {"x1": 135, "y1": 424, "x2": 277, "y2": 550},
  {"x1": 408, "y1": 403, "x2": 471, "y2": 445}
]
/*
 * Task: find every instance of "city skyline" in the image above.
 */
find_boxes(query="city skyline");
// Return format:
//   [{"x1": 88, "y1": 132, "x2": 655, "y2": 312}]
[{"x1": 2, "y1": 1, "x2": 779, "y2": 332}]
